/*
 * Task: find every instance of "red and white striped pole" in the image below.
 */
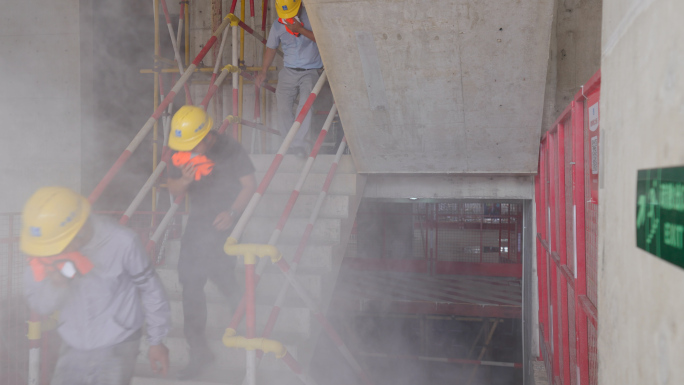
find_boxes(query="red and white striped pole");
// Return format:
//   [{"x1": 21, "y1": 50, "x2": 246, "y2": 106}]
[
  {"x1": 203, "y1": 20, "x2": 232, "y2": 109},
  {"x1": 272, "y1": 243, "x2": 374, "y2": 385},
  {"x1": 234, "y1": 107, "x2": 338, "y2": 348},
  {"x1": 27, "y1": 312, "x2": 41, "y2": 385},
  {"x1": 259, "y1": 129, "x2": 341, "y2": 345},
  {"x1": 250, "y1": 80, "x2": 261, "y2": 152},
  {"x1": 201, "y1": 65, "x2": 237, "y2": 110},
  {"x1": 223, "y1": 91, "x2": 330, "y2": 335},
  {"x1": 160, "y1": 0, "x2": 192, "y2": 105},
  {"x1": 88, "y1": 15, "x2": 233, "y2": 204},
  {"x1": 231, "y1": 20, "x2": 240, "y2": 139},
  {"x1": 120, "y1": 149, "x2": 172, "y2": 225},
  {"x1": 281, "y1": 352, "x2": 318, "y2": 385},
  {"x1": 228, "y1": 14, "x2": 283, "y2": 57},
  {"x1": 145, "y1": 193, "x2": 184, "y2": 255},
  {"x1": 225, "y1": 71, "x2": 327, "y2": 243}
]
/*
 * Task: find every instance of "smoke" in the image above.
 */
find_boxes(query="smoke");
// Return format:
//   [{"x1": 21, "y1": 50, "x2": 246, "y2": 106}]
[{"x1": 309, "y1": 198, "x2": 524, "y2": 385}]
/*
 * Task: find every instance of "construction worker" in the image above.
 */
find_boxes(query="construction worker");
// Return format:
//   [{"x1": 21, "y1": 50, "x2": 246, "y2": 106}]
[
  {"x1": 21, "y1": 187, "x2": 171, "y2": 385},
  {"x1": 255, "y1": 0, "x2": 322, "y2": 157},
  {"x1": 167, "y1": 105, "x2": 257, "y2": 379}
]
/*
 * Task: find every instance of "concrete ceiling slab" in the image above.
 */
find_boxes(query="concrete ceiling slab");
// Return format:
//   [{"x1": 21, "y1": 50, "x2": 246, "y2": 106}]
[{"x1": 305, "y1": 0, "x2": 554, "y2": 173}]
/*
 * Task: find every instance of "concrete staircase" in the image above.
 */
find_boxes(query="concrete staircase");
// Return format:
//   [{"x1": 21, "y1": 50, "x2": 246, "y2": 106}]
[{"x1": 133, "y1": 154, "x2": 365, "y2": 385}]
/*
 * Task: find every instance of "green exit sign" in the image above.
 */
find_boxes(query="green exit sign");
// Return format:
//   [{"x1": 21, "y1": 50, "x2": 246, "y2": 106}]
[{"x1": 636, "y1": 166, "x2": 684, "y2": 267}]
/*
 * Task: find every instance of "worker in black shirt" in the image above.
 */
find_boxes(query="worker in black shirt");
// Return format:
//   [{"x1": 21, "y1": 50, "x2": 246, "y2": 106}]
[{"x1": 167, "y1": 105, "x2": 257, "y2": 380}]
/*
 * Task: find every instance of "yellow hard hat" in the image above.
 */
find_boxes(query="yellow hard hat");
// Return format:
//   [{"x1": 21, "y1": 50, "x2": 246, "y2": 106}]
[
  {"x1": 275, "y1": 0, "x2": 301, "y2": 19},
  {"x1": 20, "y1": 187, "x2": 91, "y2": 257},
  {"x1": 169, "y1": 105, "x2": 213, "y2": 151}
]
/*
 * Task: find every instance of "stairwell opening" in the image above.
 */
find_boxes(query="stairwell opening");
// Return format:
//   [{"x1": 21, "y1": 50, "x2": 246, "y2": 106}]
[{"x1": 312, "y1": 199, "x2": 526, "y2": 385}]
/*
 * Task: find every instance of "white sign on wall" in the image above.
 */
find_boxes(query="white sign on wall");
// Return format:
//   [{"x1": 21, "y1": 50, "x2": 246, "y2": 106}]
[{"x1": 588, "y1": 103, "x2": 599, "y2": 132}]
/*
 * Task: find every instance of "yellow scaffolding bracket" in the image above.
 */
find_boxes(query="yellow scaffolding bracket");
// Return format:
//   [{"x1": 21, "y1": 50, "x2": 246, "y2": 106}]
[
  {"x1": 223, "y1": 64, "x2": 241, "y2": 74},
  {"x1": 223, "y1": 335, "x2": 287, "y2": 359},
  {"x1": 27, "y1": 321, "x2": 41, "y2": 340},
  {"x1": 224, "y1": 115, "x2": 241, "y2": 124},
  {"x1": 226, "y1": 13, "x2": 240, "y2": 26},
  {"x1": 224, "y1": 237, "x2": 281, "y2": 265}
]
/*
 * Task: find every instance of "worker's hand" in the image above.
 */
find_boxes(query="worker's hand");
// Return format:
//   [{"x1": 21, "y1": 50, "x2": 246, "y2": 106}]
[
  {"x1": 213, "y1": 210, "x2": 235, "y2": 231},
  {"x1": 48, "y1": 270, "x2": 71, "y2": 288},
  {"x1": 148, "y1": 343, "x2": 170, "y2": 377},
  {"x1": 286, "y1": 18, "x2": 305, "y2": 34},
  {"x1": 255, "y1": 71, "x2": 267, "y2": 88},
  {"x1": 180, "y1": 163, "x2": 196, "y2": 184}
]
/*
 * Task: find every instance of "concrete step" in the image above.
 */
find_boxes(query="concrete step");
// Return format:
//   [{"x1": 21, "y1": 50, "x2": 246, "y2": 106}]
[
  {"x1": 253, "y1": 267, "x2": 323, "y2": 303},
  {"x1": 255, "y1": 172, "x2": 357, "y2": 196},
  {"x1": 156, "y1": 266, "x2": 323, "y2": 305},
  {"x1": 242, "y1": 216, "x2": 341, "y2": 245},
  {"x1": 155, "y1": 267, "x2": 233, "y2": 304},
  {"x1": 159, "y1": 241, "x2": 335, "y2": 274},
  {"x1": 168, "y1": 299, "x2": 312, "y2": 337},
  {"x1": 277, "y1": 244, "x2": 336, "y2": 273},
  {"x1": 255, "y1": 193, "x2": 350, "y2": 219},
  {"x1": 139, "y1": 333, "x2": 299, "y2": 370},
  {"x1": 250, "y1": 154, "x2": 356, "y2": 174},
  {"x1": 132, "y1": 363, "x2": 303, "y2": 385}
]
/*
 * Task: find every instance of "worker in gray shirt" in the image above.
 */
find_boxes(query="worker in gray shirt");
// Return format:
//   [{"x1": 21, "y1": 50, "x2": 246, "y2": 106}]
[
  {"x1": 255, "y1": 0, "x2": 322, "y2": 157},
  {"x1": 21, "y1": 187, "x2": 171, "y2": 385}
]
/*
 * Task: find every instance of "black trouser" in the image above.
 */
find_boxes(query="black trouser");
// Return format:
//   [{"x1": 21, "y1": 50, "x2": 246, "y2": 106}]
[{"x1": 178, "y1": 218, "x2": 238, "y2": 351}]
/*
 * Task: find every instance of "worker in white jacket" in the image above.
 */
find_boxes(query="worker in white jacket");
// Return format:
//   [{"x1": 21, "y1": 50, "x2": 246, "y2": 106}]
[{"x1": 21, "y1": 186, "x2": 171, "y2": 385}]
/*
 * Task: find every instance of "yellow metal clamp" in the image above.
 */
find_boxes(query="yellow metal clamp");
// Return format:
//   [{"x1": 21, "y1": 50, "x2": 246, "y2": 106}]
[
  {"x1": 27, "y1": 321, "x2": 41, "y2": 341},
  {"x1": 223, "y1": 335, "x2": 287, "y2": 359},
  {"x1": 224, "y1": 237, "x2": 282, "y2": 265},
  {"x1": 226, "y1": 13, "x2": 240, "y2": 26},
  {"x1": 222, "y1": 65, "x2": 240, "y2": 74},
  {"x1": 223, "y1": 115, "x2": 241, "y2": 124}
]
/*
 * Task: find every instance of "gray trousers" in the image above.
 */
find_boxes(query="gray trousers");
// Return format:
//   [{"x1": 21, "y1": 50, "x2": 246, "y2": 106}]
[
  {"x1": 276, "y1": 67, "x2": 320, "y2": 149},
  {"x1": 50, "y1": 336, "x2": 140, "y2": 385}
]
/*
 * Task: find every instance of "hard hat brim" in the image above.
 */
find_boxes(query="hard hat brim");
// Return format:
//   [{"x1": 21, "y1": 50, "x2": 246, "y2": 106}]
[
  {"x1": 20, "y1": 195, "x2": 91, "y2": 257},
  {"x1": 276, "y1": 2, "x2": 300, "y2": 19}
]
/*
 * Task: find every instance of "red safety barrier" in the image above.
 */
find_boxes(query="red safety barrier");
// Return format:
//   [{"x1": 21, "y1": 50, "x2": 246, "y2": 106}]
[
  {"x1": 535, "y1": 70, "x2": 600, "y2": 385},
  {"x1": 343, "y1": 202, "x2": 524, "y2": 277}
]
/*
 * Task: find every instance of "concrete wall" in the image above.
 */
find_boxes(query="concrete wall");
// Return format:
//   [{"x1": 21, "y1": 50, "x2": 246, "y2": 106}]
[
  {"x1": 0, "y1": 0, "x2": 81, "y2": 212},
  {"x1": 599, "y1": 0, "x2": 684, "y2": 383},
  {"x1": 364, "y1": 175, "x2": 534, "y2": 200},
  {"x1": 541, "y1": 0, "x2": 602, "y2": 132}
]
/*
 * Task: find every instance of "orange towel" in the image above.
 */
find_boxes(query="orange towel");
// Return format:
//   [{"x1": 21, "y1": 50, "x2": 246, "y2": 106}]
[
  {"x1": 278, "y1": 18, "x2": 301, "y2": 37},
  {"x1": 172, "y1": 152, "x2": 215, "y2": 181},
  {"x1": 28, "y1": 252, "x2": 94, "y2": 282}
]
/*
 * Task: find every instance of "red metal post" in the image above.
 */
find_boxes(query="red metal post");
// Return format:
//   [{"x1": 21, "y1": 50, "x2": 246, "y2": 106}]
[
  {"x1": 535, "y1": 147, "x2": 550, "y2": 351},
  {"x1": 547, "y1": 132, "x2": 561, "y2": 382},
  {"x1": 572, "y1": 85, "x2": 590, "y2": 385},
  {"x1": 556, "y1": 121, "x2": 572, "y2": 385},
  {"x1": 261, "y1": 0, "x2": 268, "y2": 31}
]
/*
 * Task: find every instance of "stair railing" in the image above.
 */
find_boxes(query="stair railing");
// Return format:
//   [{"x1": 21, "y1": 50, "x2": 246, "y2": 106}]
[{"x1": 254, "y1": 137, "x2": 375, "y2": 385}]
